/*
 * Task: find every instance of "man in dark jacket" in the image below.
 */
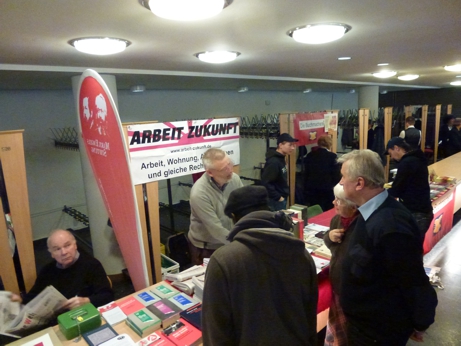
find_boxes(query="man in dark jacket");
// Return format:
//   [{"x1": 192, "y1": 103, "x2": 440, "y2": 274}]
[
  {"x1": 202, "y1": 185, "x2": 318, "y2": 346},
  {"x1": 338, "y1": 149, "x2": 437, "y2": 345},
  {"x1": 386, "y1": 137, "x2": 433, "y2": 241},
  {"x1": 399, "y1": 116, "x2": 421, "y2": 151},
  {"x1": 261, "y1": 133, "x2": 298, "y2": 211},
  {"x1": 303, "y1": 134, "x2": 341, "y2": 211}
]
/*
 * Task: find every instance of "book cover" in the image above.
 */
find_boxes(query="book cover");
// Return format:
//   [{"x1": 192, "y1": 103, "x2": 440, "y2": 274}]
[
  {"x1": 162, "y1": 318, "x2": 202, "y2": 346},
  {"x1": 146, "y1": 299, "x2": 182, "y2": 328},
  {"x1": 118, "y1": 296, "x2": 145, "y2": 316},
  {"x1": 137, "y1": 331, "x2": 176, "y2": 346},
  {"x1": 127, "y1": 308, "x2": 161, "y2": 337},
  {"x1": 149, "y1": 282, "x2": 180, "y2": 299},
  {"x1": 168, "y1": 293, "x2": 200, "y2": 311},
  {"x1": 99, "y1": 334, "x2": 136, "y2": 346},
  {"x1": 98, "y1": 301, "x2": 127, "y2": 326},
  {"x1": 82, "y1": 323, "x2": 118, "y2": 346},
  {"x1": 179, "y1": 303, "x2": 202, "y2": 331},
  {"x1": 134, "y1": 291, "x2": 162, "y2": 306}
]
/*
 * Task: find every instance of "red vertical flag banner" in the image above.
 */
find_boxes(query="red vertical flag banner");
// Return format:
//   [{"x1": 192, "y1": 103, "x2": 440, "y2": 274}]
[{"x1": 76, "y1": 69, "x2": 148, "y2": 291}]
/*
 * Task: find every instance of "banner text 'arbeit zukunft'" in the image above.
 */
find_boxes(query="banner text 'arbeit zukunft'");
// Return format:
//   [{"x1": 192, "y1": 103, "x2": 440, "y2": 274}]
[{"x1": 128, "y1": 118, "x2": 240, "y2": 185}]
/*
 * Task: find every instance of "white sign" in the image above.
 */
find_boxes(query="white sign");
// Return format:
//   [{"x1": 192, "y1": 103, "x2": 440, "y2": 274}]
[{"x1": 128, "y1": 118, "x2": 240, "y2": 184}]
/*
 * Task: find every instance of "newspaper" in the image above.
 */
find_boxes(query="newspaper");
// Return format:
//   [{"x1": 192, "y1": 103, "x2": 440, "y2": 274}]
[{"x1": 0, "y1": 286, "x2": 67, "y2": 336}]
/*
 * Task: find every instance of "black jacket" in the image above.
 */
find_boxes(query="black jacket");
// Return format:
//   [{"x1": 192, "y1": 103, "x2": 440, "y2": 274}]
[
  {"x1": 340, "y1": 196, "x2": 437, "y2": 340},
  {"x1": 388, "y1": 149, "x2": 432, "y2": 214},
  {"x1": 261, "y1": 149, "x2": 289, "y2": 201},
  {"x1": 303, "y1": 147, "x2": 341, "y2": 191},
  {"x1": 202, "y1": 211, "x2": 318, "y2": 346}
]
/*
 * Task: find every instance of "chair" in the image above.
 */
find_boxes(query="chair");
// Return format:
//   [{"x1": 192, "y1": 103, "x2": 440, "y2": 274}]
[{"x1": 307, "y1": 204, "x2": 323, "y2": 219}]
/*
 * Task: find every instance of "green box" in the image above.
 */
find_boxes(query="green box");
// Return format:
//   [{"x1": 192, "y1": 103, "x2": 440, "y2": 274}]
[{"x1": 57, "y1": 303, "x2": 101, "y2": 340}]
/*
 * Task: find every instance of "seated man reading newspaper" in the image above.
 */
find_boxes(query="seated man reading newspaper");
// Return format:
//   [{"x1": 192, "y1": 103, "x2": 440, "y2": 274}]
[{"x1": 1, "y1": 229, "x2": 114, "y2": 338}]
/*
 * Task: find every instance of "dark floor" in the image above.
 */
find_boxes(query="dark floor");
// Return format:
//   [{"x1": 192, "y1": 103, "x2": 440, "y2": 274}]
[{"x1": 27, "y1": 210, "x2": 461, "y2": 345}]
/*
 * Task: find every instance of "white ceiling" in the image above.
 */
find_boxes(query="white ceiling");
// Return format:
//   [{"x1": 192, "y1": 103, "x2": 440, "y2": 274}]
[{"x1": 0, "y1": 0, "x2": 460, "y2": 92}]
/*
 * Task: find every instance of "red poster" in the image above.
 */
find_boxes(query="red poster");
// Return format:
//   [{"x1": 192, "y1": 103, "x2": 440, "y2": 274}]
[
  {"x1": 423, "y1": 189, "x2": 455, "y2": 254},
  {"x1": 293, "y1": 112, "x2": 327, "y2": 146},
  {"x1": 77, "y1": 69, "x2": 148, "y2": 291}
]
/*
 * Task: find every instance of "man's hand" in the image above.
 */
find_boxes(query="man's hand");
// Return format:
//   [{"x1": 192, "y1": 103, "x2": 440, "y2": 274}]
[
  {"x1": 10, "y1": 293, "x2": 22, "y2": 303},
  {"x1": 62, "y1": 296, "x2": 90, "y2": 310},
  {"x1": 410, "y1": 329, "x2": 425, "y2": 342},
  {"x1": 278, "y1": 196, "x2": 285, "y2": 202},
  {"x1": 329, "y1": 228, "x2": 345, "y2": 243}
]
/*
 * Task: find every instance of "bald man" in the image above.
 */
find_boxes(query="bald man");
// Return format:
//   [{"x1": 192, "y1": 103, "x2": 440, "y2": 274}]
[{"x1": 19, "y1": 229, "x2": 113, "y2": 309}]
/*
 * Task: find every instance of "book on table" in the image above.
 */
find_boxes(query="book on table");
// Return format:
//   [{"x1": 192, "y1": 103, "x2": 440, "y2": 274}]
[
  {"x1": 136, "y1": 331, "x2": 176, "y2": 346},
  {"x1": 99, "y1": 334, "x2": 136, "y2": 346},
  {"x1": 134, "y1": 290, "x2": 162, "y2": 306},
  {"x1": 126, "y1": 308, "x2": 161, "y2": 338},
  {"x1": 146, "y1": 299, "x2": 182, "y2": 328},
  {"x1": 179, "y1": 303, "x2": 202, "y2": 331},
  {"x1": 117, "y1": 296, "x2": 145, "y2": 316},
  {"x1": 82, "y1": 323, "x2": 118, "y2": 346},
  {"x1": 168, "y1": 293, "x2": 200, "y2": 311},
  {"x1": 149, "y1": 282, "x2": 180, "y2": 300},
  {"x1": 97, "y1": 301, "x2": 127, "y2": 326},
  {"x1": 161, "y1": 318, "x2": 202, "y2": 346}
]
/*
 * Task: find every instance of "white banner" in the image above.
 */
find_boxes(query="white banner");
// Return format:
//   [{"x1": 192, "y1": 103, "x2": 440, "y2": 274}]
[{"x1": 127, "y1": 118, "x2": 240, "y2": 184}]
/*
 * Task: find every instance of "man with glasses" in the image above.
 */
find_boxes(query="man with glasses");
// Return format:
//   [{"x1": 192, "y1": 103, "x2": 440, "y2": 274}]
[
  {"x1": 188, "y1": 148, "x2": 243, "y2": 264},
  {"x1": 337, "y1": 149, "x2": 437, "y2": 345},
  {"x1": 15, "y1": 229, "x2": 113, "y2": 310}
]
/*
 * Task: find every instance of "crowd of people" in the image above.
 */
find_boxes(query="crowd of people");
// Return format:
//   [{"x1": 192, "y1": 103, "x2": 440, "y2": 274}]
[{"x1": 8, "y1": 125, "x2": 443, "y2": 345}]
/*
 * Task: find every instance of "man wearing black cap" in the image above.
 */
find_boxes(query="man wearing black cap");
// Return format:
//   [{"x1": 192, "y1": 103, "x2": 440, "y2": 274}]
[
  {"x1": 386, "y1": 137, "x2": 433, "y2": 242},
  {"x1": 202, "y1": 185, "x2": 318, "y2": 346},
  {"x1": 261, "y1": 132, "x2": 298, "y2": 211}
]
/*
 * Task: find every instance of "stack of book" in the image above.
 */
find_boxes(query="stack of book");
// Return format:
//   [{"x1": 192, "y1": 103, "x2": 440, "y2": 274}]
[
  {"x1": 168, "y1": 293, "x2": 200, "y2": 311},
  {"x1": 126, "y1": 308, "x2": 161, "y2": 338},
  {"x1": 97, "y1": 301, "x2": 127, "y2": 326},
  {"x1": 161, "y1": 319, "x2": 202, "y2": 346},
  {"x1": 146, "y1": 299, "x2": 182, "y2": 328},
  {"x1": 191, "y1": 275, "x2": 205, "y2": 302}
]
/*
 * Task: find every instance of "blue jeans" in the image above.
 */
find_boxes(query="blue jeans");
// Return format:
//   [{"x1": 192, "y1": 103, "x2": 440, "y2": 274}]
[{"x1": 268, "y1": 198, "x2": 287, "y2": 211}]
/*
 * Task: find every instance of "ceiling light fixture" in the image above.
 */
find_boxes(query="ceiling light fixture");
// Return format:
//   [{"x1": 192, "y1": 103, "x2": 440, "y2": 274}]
[
  {"x1": 303, "y1": 88, "x2": 312, "y2": 93},
  {"x1": 349, "y1": 89, "x2": 356, "y2": 93},
  {"x1": 380, "y1": 90, "x2": 388, "y2": 94},
  {"x1": 237, "y1": 87, "x2": 248, "y2": 93},
  {"x1": 195, "y1": 51, "x2": 240, "y2": 64},
  {"x1": 338, "y1": 57, "x2": 351, "y2": 60},
  {"x1": 131, "y1": 85, "x2": 146, "y2": 93},
  {"x1": 450, "y1": 81, "x2": 461, "y2": 86},
  {"x1": 287, "y1": 23, "x2": 352, "y2": 44},
  {"x1": 377, "y1": 63, "x2": 389, "y2": 66},
  {"x1": 141, "y1": 0, "x2": 232, "y2": 21},
  {"x1": 397, "y1": 74, "x2": 419, "y2": 81},
  {"x1": 444, "y1": 64, "x2": 461, "y2": 72},
  {"x1": 69, "y1": 37, "x2": 131, "y2": 55},
  {"x1": 372, "y1": 71, "x2": 397, "y2": 78}
]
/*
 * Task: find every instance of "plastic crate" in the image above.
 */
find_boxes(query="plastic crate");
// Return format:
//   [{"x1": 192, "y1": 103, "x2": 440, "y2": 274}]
[{"x1": 161, "y1": 254, "x2": 179, "y2": 280}]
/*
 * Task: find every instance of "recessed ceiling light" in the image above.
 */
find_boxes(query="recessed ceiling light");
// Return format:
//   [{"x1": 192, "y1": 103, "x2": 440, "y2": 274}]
[
  {"x1": 303, "y1": 88, "x2": 312, "y2": 93},
  {"x1": 287, "y1": 23, "x2": 352, "y2": 44},
  {"x1": 444, "y1": 64, "x2": 461, "y2": 72},
  {"x1": 195, "y1": 51, "x2": 240, "y2": 63},
  {"x1": 450, "y1": 81, "x2": 461, "y2": 86},
  {"x1": 131, "y1": 85, "x2": 146, "y2": 93},
  {"x1": 372, "y1": 71, "x2": 397, "y2": 78},
  {"x1": 338, "y1": 57, "x2": 351, "y2": 60},
  {"x1": 380, "y1": 90, "x2": 388, "y2": 94},
  {"x1": 141, "y1": 0, "x2": 232, "y2": 21},
  {"x1": 349, "y1": 89, "x2": 356, "y2": 93},
  {"x1": 69, "y1": 37, "x2": 131, "y2": 55},
  {"x1": 398, "y1": 74, "x2": 420, "y2": 81},
  {"x1": 237, "y1": 87, "x2": 248, "y2": 93},
  {"x1": 377, "y1": 63, "x2": 389, "y2": 66}
]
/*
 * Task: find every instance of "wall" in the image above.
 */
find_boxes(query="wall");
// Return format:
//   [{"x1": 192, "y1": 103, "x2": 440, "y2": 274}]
[
  {"x1": 379, "y1": 87, "x2": 461, "y2": 113},
  {"x1": 0, "y1": 88, "x2": 358, "y2": 240}
]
